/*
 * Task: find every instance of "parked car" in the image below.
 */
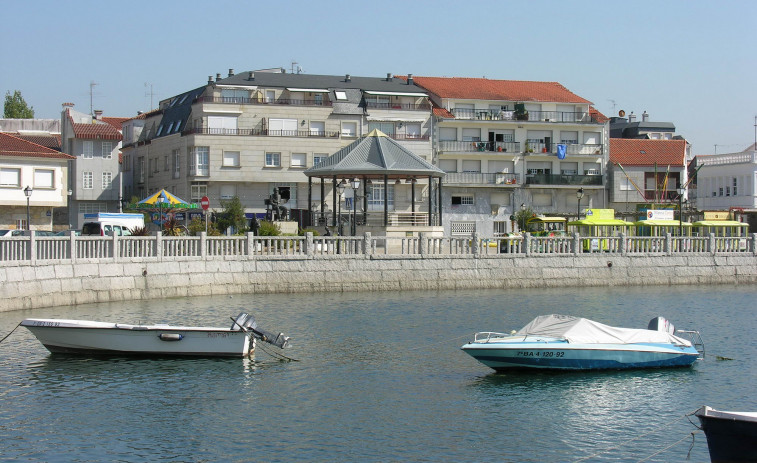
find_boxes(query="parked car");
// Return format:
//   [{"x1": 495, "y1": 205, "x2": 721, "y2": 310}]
[
  {"x1": 0, "y1": 229, "x2": 56, "y2": 237},
  {"x1": 54, "y1": 230, "x2": 81, "y2": 236}
]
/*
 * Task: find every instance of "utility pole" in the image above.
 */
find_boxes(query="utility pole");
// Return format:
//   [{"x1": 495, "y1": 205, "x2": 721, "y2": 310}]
[
  {"x1": 145, "y1": 82, "x2": 154, "y2": 110},
  {"x1": 89, "y1": 81, "x2": 98, "y2": 115}
]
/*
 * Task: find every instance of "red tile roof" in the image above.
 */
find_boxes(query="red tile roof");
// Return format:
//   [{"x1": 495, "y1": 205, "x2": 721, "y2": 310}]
[
  {"x1": 0, "y1": 133, "x2": 74, "y2": 159},
  {"x1": 6, "y1": 133, "x2": 61, "y2": 150},
  {"x1": 610, "y1": 138, "x2": 686, "y2": 167},
  {"x1": 403, "y1": 76, "x2": 592, "y2": 104},
  {"x1": 432, "y1": 106, "x2": 454, "y2": 118},
  {"x1": 102, "y1": 117, "x2": 129, "y2": 131},
  {"x1": 66, "y1": 109, "x2": 123, "y2": 141},
  {"x1": 590, "y1": 107, "x2": 608, "y2": 123}
]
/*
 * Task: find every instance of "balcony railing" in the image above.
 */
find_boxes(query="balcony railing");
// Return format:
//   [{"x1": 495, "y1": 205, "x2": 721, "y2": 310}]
[
  {"x1": 200, "y1": 96, "x2": 333, "y2": 107},
  {"x1": 524, "y1": 143, "x2": 603, "y2": 156},
  {"x1": 451, "y1": 108, "x2": 599, "y2": 124},
  {"x1": 443, "y1": 172, "x2": 520, "y2": 185},
  {"x1": 183, "y1": 127, "x2": 340, "y2": 138},
  {"x1": 525, "y1": 174, "x2": 603, "y2": 186},
  {"x1": 386, "y1": 133, "x2": 430, "y2": 141},
  {"x1": 643, "y1": 190, "x2": 680, "y2": 201},
  {"x1": 365, "y1": 101, "x2": 431, "y2": 111},
  {"x1": 439, "y1": 140, "x2": 520, "y2": 153}
]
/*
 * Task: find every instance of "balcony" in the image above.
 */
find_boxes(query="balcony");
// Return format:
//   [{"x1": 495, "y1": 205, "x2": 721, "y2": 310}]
[
  {"x1": 381, "y1": 133, "x2": 430, "y2": 141},
  {"x1": 525, "y1": 174, "x2": 603, "y2": 186},
  {"x1": 524, "y1": 143, "x2": 603, "y2": 156},
  {"x1": 443, "y1": 172, "x2": 519, "y2": 186},
  {"x1": 365, "y1": 101, "x2": 431, "y2": 111},
  {"x1": 200, "y1": 96, "x2": 333, "y2": 107},
  {"x1": 451, "y1": 108, "x2": 600, "y2": 124},
  {"x1": 183, "y1": 127, "x2": 340, "y2": 138},
  {"x1": 439, "y1": 140, "x2": 520, "y2": 153}
]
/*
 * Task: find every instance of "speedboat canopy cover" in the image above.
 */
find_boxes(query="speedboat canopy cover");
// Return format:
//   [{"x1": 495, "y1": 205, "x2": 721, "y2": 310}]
[{"x1": 516, "y1": 314, "x2": 692, "y2": 346}]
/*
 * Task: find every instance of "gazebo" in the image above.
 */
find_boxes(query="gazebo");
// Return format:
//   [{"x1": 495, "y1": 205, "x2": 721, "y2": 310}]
[{"x1": 304, "y1": 130, "x2": 445, "y2": 232}]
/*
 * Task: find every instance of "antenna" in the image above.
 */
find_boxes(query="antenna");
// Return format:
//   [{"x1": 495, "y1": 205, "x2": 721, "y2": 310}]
[
  {"x1": 607, "y1": 99, "x2": 617, "y2": 114},
  {"x1": 89, "y1": 81, "x2": 98, "y2": 115},
  {"x1": 291, "y1": 61, "x2": 298, "y2": 74},
  {"x1": 145, "y1": 82, "x2": 154, "y2": 110}
]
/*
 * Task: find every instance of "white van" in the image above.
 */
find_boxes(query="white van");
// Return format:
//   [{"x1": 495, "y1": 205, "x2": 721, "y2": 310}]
[{"x1": 81, "y1": 213, "x2": 145, "y2": 236}]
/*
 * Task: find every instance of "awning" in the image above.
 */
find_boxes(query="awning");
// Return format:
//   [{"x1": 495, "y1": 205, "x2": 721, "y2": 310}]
[
  {"x1": 364, "y1": 90, "x2": 428, "y2": 97},
  {"x1": 366, "y1": 116, "x2": 427, "y2": 122},
  {"x1": 286, "y1": 88, "x2": 330, "y2": 93}
]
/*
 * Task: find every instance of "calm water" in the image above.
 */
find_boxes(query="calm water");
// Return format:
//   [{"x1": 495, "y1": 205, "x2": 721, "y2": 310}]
[{"x1": 1, "y1": 285, "x2": 755, "y2": 462}]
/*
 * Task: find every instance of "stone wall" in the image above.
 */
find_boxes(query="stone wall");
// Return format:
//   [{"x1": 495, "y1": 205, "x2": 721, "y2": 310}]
[{"x1": 1, "y1": 253, "x2": 756, "y2": 313}]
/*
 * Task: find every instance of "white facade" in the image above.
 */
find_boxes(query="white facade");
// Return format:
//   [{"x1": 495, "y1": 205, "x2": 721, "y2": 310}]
[{"x1": 695, "y1": 150, "x2": 757, "y2": 210}]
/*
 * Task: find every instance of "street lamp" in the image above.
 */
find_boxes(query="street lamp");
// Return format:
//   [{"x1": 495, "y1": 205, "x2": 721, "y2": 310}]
[
  {"x1": 336, "y1": 180, "x2": 346, "y2": 236},
  {"x1": 350, "y1": 178, "x2": 360, "y2": 236},
  {"x1": 157, "y1": 196, "x2": 166, "y2": 233},
  {"x1": 520, "y1": 203, "x2": 526, "y2": 233},
  {"x1": 24, "y1": 186, "x2": 32, "y2": 231},
  {"x1": 677, "y1": 186, "x2": 685, "y2": 236},
  {"x1": 576, "y1": 188, "x2": 584, "y2": 221}
]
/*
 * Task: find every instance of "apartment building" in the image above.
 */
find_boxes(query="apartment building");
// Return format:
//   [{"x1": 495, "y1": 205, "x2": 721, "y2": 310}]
[
  {"x1": 693, "y1": 144, "x2": 757, "y2": 212},
  {"x1": 406, "y1": 76, "x2": 608, "y2": 236},
  {"x1": 120, "y1": 70, "x2": 433, "y2": 226},
  {"x1": 60, "y1": 105, "x2": 127, "y2": 228}
]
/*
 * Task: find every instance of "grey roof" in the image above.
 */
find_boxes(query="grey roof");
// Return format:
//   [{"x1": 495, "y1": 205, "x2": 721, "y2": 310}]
[
  {"x1": 153, "y1": 86, "x2": 206, "y2": 140},
  {"x1": 304, "y1": 130, "x2": 444, "y2": 179},
  {"x1": 216, "y1": 71, "x2": 428, "y2": 94}
]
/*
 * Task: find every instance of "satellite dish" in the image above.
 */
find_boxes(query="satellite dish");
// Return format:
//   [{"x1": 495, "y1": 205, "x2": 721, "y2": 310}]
[{"x1": 619, "y1": 110, "x2": 626, "y2": 117}]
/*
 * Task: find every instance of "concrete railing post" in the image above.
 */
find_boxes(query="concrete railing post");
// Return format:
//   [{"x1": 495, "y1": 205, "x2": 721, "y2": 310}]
[
  {"x1": 419, "y1": 232, "x2": 427, "y2": 255},
  {"x1": 28, "y1": 232, "x2": 36, "y2": 264},
  {"x1": 200, "y1": 231, "x2": 207, "y2": 259},
  {"x1": 752, "y1": 233, "x2": 757, "y2": 255},
  {"x1": 664, "y1": 233, "x2": 671, "y2": 256},
  {"x1": 709, "y1": 233, "x2": 716, "y2": 255},
  {"x1": 524, "y1": 233, "x2": 532, "y2": 256},
  {"x1": 363, "y1": 232, "x2": 372, "y2": 256},
  {"x1": 113, "y1": 233, "x2": 120, "y2": 262},
  {"x1": 155, "y1": 233, "x2": 163, "y2": 261},
  {"x1": 69, "y1": 230, "x2": 77, "y2": 263},
  {"x1": 247, "y1": 232, "x2": 255, "y2": 258},
  {"x1": 573, "y1": 232, "x2": 581, "y2": 256},
  {"x1": 305, "y1": 232, "x2": 314, "y2": 257},
  {"x1": 472, "y1": 232, "x2": 480, "y2": 256},
  {"x1": 619, "y1": 233, "x2": 627, "y2": 256}
]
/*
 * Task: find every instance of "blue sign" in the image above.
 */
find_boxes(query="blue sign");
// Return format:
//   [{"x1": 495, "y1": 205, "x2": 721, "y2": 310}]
[{"x1": 557, "y1": 144, "x2": 567, "y2": 159}]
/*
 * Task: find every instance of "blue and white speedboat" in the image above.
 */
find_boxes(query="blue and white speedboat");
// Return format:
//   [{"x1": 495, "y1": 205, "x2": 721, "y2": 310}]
[{"x1": 461, "y1": 314, "x2": 703, "y2": 371}]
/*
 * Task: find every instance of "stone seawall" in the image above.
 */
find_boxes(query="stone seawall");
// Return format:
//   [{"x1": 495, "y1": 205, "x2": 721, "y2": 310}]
[{"x1": 2, "y1": 253, "x2": 756, "y2": 313}]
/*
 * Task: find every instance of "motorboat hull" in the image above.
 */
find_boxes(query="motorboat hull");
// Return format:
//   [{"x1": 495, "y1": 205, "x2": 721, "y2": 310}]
[
  {"x1": 696, "y1": 406, "x2": 757, "y2": 463},
  {"x1": 21, "y1": 318, "x2": 254, "y2": 358},
  {"x1": 461, "y1": 338, "x2": 699, "y2": 371}
]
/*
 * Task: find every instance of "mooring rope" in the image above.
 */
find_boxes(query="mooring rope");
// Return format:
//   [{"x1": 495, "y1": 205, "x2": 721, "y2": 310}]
[
  {"x1": 255, "y1": 339, "x2": 299, "y2": 362},
  {"x1": 0, "y1": 323, "x2": 21, "y2": 345},
  {"x1": 572, "y1": 408, "x2": 701, "y2": 463}
]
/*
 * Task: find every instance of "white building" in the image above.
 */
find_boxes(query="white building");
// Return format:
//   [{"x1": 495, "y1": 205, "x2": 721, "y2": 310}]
[{"x1": 694, "y1": 145, "x2": 757, "y2": 211}]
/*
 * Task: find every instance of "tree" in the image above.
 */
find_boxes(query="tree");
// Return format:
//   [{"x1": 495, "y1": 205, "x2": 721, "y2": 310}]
[
  {"x1": 3, "y1": 90, "x2": 35, "y2": 118},
  {"x1": 216, "y1": 196, "x2": 248, "y2": 235}
]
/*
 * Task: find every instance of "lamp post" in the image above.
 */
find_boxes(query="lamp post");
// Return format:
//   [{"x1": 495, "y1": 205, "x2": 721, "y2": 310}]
[
  {"x1": 350, "y1": 178, "x2": 360, "y2": 236},
  {"x1": 677, "y1": 186, "x2": 685, "y2": 236},
  {"x1": 157, "y1": 196, "x2": 166, "y2": 232},
  {"x1": 576, "y1": 188, "x2": 584, "y2": 221},
  {"x1": 24, "y1": 185, "x2": 32, "y2": 231},
  {"x1": 520, "y1": 203, "x2": 526, "y2": 233},
  {"x1": 336, "y1": 180, "x2": 346, "y2": 236}
]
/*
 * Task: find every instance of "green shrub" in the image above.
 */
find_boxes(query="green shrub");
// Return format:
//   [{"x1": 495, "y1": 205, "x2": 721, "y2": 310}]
[{"x1": 256, "y1": 220, "x2": 281, "y2": 236}]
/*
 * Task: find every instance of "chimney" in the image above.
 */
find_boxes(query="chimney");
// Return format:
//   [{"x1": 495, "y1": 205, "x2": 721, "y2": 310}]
[
  {"x1": 208, "y1": 75, "x2": 214, "y2": 85},
  {"x1": 62, "y1": 102, "x2": 74, "y2": 108},
  {"x1": 216, "y1": 73, "x2": 222, "y2": 81},
  {"x1": 248, "y1": 71, "x2": 254, "y2": 81},
  {"x1": 642, "y1": 111, "x2": 649, "y2": 122},
  {"x1": 407, "y1": 73, "x2": 413, "y2": 85},
  {"x1": 345, "y1": 74, "x2": 351, "y2": 82},
  {"x1": 228, "y1": 69, "x2": 234, "y2": 77},
  {"x1": 94, "y1": 110, "x2": 103, "y2": 120},
  {"x1": 628, "y1": 112, "x2": 636, "y2": 123},
  {"x1": 386, "y1": 73, "x2": 392, "y2": 81}
]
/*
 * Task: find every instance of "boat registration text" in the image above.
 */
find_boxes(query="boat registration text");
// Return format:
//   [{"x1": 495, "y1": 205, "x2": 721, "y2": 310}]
[{"x1": 516, "y1": 351, "x2": 565, "y2": 357}]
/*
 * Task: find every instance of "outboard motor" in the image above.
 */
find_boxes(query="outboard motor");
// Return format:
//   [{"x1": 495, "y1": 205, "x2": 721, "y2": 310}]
[
  {"x1": 231, "y1": 312, "x2": 290, "y2": 349},
  {"x1": 231, "y1": 313, "x2": 252, "y2": 331},
  {"x1": 648, "y1": 316, "x2": 675, "y2": 335}
]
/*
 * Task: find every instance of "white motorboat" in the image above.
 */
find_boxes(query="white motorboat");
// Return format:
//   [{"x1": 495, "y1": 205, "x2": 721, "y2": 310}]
[
  {"x1": 461, "y1": 314, "x2": 703, "y2": 371},
  {"x1": 695, "y1": 406, "x2": 757, "y2": 463},
  {"x1": 21, "y1": 313, "x2": 289, "y2": 358}
]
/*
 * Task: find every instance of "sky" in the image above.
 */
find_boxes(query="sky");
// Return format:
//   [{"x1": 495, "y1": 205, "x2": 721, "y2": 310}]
[{"x1": 2, "y1": 0, "x2": 755, "y2": 156}]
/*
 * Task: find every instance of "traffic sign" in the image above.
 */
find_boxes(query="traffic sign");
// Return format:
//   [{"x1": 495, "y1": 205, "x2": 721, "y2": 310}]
[{"x1": 200, "y1": 196, "x2": 210, "y2": 211}]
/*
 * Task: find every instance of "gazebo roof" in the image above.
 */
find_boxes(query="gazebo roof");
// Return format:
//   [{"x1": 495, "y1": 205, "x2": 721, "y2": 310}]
[{"x1": 304, "y1": 129, "x2": 445, "y2": 179}]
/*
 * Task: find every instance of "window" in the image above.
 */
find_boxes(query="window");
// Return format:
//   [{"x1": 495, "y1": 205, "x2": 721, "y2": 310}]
[
  {"x1": 83, "y1": 171, "x2": 93, "y2": 189},
  {"x1": 156, "y1": 125, "x2": 164, "y2": 136},
  {"x1": 221, "y1": 88, "x2": 249, "y2": 103},
  {"x1": 335, "y1": 91, "x2": 347, "y2": 100},
  {"x1": 265, "y1": 90, "x2": 276, "y2": 103},
  {"x1": 173, "y1": 149, "x2": 181, "y2": 178},
  {"x1": 191, "y1": 147, "x2": 209, "y2": 176},
  {"x1": 310, "y1": 121, "x2": 325, "y2": 136},
  {"x1": 291, "y1": 153, "x2": 306, "y2": 168},
  {"x1": 208, "y1": 116, "x2": 238, "y2": 134},
  {"x1": 314, "y1": 93, "x2": 323, "y2": 106},
  {"x1": 451, "y1": 195, "x2": 474, "y2": 206},
  {"x1": 102, "y1": 142, "x2": 113, "y2": 159},
  {"x1": 174, "y1": 120, "x2": 182, "y2": 133},
  {"x1": 462, "y1": 128, "x2": 481, "y2": 142},
  {"x1": 164, "y1": 155, "x2": 169, "y2": 171},
  {"x1": 341, "y1": 121, "x2": 357, "y2": 137},
  {"x1": 0, "y1": 167, "x2": 21, "y2": 186},
  {"x1": 733, "y1": 178, "x2": 738, "y2": 196},
  {"x1": 271, "y1": 183, "x2": 296, "y2": 207},
  {"x1": 462, "y1": 160, "x2": 481, "y2": 173},
  {"x1": 368, "y1": 184, "x2": 394, "y2": 211},
  {"x1": 265, "y1": 152, "x2": 281, "y2": 167},
  {"x1": 138, "y1": 157, "x2": 145, "y2": 183},
  {"x1": 451, "y1": 221, "x2": 475, "y2": 235},
  {"x1": 493, "y1": 221, "x2": 507, "y2": 237},
  {"x1": 405, "y1": 123, "x2": 422, "y2": 138},
  {"x1": 313, "y1": 154, "x2": 328, "y2": 167},
  {"x1": 726, "y1": 186, "x2": 730, "y2": 196},
  {"x1": 719, "y1": 187, "x2": 723, "y2": 196},
  {"x1": 102, "y1": 172, "x2": 113, "y2": 190},
  {"x1": 368, "y1": 122, "x2": 395, "y2": 136},
  {"x1": 83, "y1": 141, "x2": 93, "y2": 158},
  {"x1": 220, "y1": 184, "x2": 236, "y2": 200},
  {"x1": 78, "y1": 202, "x2": 107, "y2": 214},
  {"x1": 269, "y1": 118, "x2": 298, "y2": 136},
  {"x1": 439, "y1": 127, "x2": 457, "y2": 141},
  {"x1": 191, "y1": 183, "x2": 207, "y2": 201},
  {"x1": 34, "y1": 169, "x2": 54, "y2": 188},
  {"x1": 560, "y1": 131, "x2": 578, "y2": 144},
  {"x1": 223, "y1": 151, "x2": 240, "y2": 167},
  {"x1": 167, "y1": 122, "x2": 174, "y2": 133}
]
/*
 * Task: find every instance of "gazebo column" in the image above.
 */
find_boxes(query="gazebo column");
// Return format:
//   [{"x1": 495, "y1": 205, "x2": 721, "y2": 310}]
[
  {"x1": 428, "y1": 175, "x2": 433, "y2": 226},
  {"x1": 320, "y1": 180, "x2": 325, "y2": 226},
  {"x1": 362, "y1": 177, "x2": 368, "y2": 225},
  {"x1": 411, "y1": 180, "x2": 415, "y2": 214},
  {"x1": 307, "y1": 178, "x2": 312, "y2": 228},
  {"x1": 437, "y1": 177, "x2": 443, "y2": 226},
  {"x1": 332, "y1": 176, "x2": 337, "y2": 227}
]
